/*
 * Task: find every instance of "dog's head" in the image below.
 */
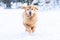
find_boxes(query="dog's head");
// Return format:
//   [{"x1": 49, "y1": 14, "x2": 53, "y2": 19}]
[{"x1": 22, "y1": 5, "x2": 38, "y2": 16}]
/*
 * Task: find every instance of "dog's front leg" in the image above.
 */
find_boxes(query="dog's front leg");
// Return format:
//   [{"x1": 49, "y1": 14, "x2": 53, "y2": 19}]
[{"x1": 24, "y1": 23, "x2": 32, "y2": 33}]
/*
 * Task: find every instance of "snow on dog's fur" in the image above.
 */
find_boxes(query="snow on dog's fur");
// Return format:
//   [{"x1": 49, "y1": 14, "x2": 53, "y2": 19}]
[{"x1": 22, "y1": 5, "x2": 38, "y2": 33}]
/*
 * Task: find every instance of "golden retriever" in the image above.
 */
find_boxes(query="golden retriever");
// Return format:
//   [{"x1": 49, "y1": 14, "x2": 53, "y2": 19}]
[{"x1": 22, "y1": 5, "x2": 38, "y2": 33}]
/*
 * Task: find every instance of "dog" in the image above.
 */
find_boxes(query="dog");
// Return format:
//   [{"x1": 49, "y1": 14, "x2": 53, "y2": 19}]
[{"x1": 22, "y1": 5, "x2": 38, "y2": 33}]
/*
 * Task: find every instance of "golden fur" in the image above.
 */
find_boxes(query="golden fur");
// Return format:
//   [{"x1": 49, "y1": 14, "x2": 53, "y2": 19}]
[{"x1": 22, "y1": 5, "x2": 38, "y2": 33}]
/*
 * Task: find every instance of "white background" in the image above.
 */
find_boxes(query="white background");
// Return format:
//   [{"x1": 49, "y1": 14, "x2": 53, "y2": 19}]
[{"x1": 0, "y1": 6, "x2": 60, "y2": 40}]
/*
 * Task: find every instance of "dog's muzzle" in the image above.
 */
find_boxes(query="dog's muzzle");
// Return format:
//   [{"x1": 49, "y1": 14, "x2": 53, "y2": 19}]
[{"x1": 29, "y1": 12, "x2": 32, "y2": 16}]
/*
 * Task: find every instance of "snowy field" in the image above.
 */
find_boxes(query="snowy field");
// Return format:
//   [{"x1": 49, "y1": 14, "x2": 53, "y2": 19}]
[{"x1": 0, "y1": 7, "x2": 60, "y2": 40}]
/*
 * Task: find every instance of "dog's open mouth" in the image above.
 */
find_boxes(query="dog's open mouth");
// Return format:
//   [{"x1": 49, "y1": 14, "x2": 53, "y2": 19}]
[{"x1": 29, "y1": 12, "x2": 32, "y2": 16}]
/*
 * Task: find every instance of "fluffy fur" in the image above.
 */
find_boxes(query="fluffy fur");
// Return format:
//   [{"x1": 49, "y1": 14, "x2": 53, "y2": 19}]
[{"x1": 22, "y1": 5, "x2": 38, "y2": 33}]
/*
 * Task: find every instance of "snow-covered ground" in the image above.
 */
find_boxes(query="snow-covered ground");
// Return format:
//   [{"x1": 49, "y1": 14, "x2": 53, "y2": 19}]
[{"x1": 0, "y1": 7, "x2": 60, "y2": 40}]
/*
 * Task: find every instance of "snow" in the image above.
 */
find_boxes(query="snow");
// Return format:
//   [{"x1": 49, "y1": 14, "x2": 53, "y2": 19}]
[
  {"x1": 11, "y1": 2, "x2": 22, "y2": 9},
  {"x1": 0, "y1": 7, "x2": 60, "y2": 40}
]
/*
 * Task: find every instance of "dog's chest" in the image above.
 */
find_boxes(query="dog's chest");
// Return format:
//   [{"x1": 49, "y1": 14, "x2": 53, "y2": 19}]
[
  {"x1": 25, "y1": 16, "x2": 36, "y2": 24},
  {"x1": 26, "y1": 17, "x2": 33, "y2": 21}
]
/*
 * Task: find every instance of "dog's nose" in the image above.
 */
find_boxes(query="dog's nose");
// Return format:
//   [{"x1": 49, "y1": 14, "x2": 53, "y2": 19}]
[{"x1": 29, "y1": 12, "x2": 31, "y2": 16}]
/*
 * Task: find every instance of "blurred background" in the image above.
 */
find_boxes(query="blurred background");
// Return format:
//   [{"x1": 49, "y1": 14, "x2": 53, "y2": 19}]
[
  {"x1": 0, "y1": 0, "x2": 60, "y2": 40},
  {"x1": 0, "y1": 0, "x2": 60, "y2": 9}
]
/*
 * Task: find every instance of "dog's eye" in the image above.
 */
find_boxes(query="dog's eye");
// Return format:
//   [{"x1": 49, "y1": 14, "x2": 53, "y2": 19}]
[{"x1": 31, "y1": 9, "x2": 33, "y2": 10}]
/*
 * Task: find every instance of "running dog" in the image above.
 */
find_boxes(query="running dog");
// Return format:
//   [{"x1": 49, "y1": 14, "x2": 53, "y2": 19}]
[{"x1": 22, "y1": 5, "x2": 38, "y2": 33}]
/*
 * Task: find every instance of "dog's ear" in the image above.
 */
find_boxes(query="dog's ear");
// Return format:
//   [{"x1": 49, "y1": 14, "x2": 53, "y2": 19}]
[
  {"x1": 32, "y1": 5, "x2": 38, "y2": 10},
  {"x1": 21, "y1": 6, "x2": 27, "y2": 9},
  {"x1": 34, "y1": 6, "x2": 38, "y2": 10}
]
